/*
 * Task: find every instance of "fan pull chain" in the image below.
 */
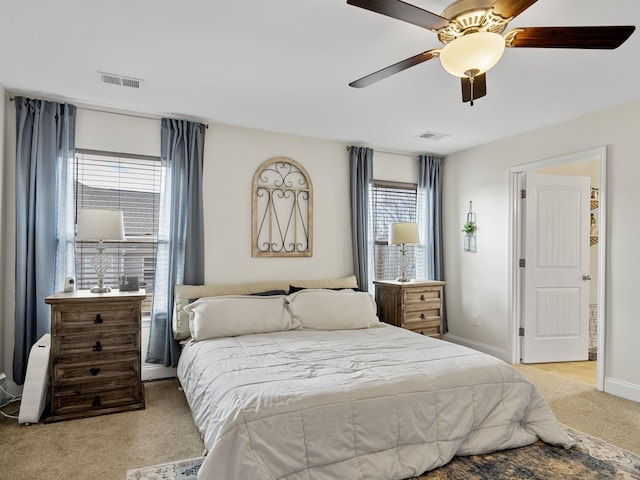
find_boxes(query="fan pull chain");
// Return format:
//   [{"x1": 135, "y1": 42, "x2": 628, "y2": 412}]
[{"x1": 465, "y1": 69, "x2": 479, "y2": 107}]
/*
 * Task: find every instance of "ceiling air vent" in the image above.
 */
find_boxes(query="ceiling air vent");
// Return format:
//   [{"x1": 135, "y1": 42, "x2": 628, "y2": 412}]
[
  {"x1": 98, "y1": 71, "x2": 144, "y2": 89},
  {"x1": 417, "y1": 131, "x2": 449, "y2": 141}
]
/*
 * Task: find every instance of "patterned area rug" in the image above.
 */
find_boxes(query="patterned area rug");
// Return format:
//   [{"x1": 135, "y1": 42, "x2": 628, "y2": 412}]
[{"x1": 126, "y1": 428, "x2": 640, "y2": 480}]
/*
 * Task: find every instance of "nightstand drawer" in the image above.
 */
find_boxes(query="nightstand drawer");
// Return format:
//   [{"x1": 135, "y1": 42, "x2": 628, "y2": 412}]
[
  {"x1": 408, "y1": 325, "x2": 442, "y2": 337},
  {"x1": 51, "y1": 381, "x2": 143, "y2": 417},
  {"x1": 402, "y1": 313, "x2": 441, "y2": 329},
  {"x1": 53, "y1": 305, "x2": 139, "y2": 333},
  {"x1": 53, "y1": 330, "x2": 139, "y2": 358},
  {"x1": 53, "y1": 356, "x2": 140, "y2": 385},
  {"x1": 405, "y1": 288, "x2": 442, "y2": 307}
]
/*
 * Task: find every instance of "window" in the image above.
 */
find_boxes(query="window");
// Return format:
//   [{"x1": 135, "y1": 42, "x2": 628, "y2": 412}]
[
  {"x1": 371, "y1": 180, "x2": 419, "y2": 281},
  {"x1": 74, "y1": 150, "x2": 162, "y2": 315}
]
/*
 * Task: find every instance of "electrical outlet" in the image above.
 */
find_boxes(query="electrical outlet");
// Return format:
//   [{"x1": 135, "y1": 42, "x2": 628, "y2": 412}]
[{"x1": 471, "y1": 314, "x2": 480, "y2": 326}]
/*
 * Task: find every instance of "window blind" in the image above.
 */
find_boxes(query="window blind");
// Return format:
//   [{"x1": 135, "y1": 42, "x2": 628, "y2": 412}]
[{"x1": 74, "y1": 150, "x2": 162, "y2": 315}]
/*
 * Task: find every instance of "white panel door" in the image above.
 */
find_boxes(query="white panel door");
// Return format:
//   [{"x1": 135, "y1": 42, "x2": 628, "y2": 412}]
[{"x1": 522, "y1": 173, "x2": 591, "y2": 363}]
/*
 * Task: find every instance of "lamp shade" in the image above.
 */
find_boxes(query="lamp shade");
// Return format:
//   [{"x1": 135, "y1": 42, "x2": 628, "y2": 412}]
[
  {"x1": 440, "y1": 31, "x2": 505, "y2": 78},
  {"x1": 389, "y1": 222, "x2": 420, "y2": 245},
  {"x1": 76, "y1": 209, "x2": 125, "y2": 241}
]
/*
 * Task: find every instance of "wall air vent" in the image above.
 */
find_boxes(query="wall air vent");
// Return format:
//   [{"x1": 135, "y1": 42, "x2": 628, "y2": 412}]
[
  {"x1": 98, "y1": 71, "x2": 144, "y2": 89},
  {"x1": 417, "y1": 131, "x2": 449, "y2": 141}
]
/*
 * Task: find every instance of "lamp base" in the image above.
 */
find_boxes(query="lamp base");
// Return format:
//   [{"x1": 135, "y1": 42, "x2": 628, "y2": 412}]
[
  {"x1": 396, "y1": 277, "x2": 411, "y2": 283},
  {"x1": 90, "y1": 285, "x2": 112, "y2": 293}
]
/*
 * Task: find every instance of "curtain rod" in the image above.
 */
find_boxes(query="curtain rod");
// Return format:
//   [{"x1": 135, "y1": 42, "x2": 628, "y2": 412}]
[
  {"x1": 346, "y1": 145, "x2": 445, "y2": 159},
  {"x1": 346, "y1": 146, "x2": 415, "y2": 157},
  {"x1": 9, "y1": 96, "x2": 209, "y2": 128}
]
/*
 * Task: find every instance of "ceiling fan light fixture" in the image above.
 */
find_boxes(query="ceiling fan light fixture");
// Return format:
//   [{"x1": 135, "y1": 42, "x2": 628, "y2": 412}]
[{"x1": 440, "y1": 31, "x2": 506, "y2": 78}]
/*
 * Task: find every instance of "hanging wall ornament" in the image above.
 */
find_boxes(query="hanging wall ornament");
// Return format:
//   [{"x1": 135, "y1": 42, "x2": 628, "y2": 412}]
[
  {"x1": 252, "y1": 157, "x2": 313, "y2": 257},
  {"x1": 463, "y1": 201, "x2": 476, "y2": 253}
]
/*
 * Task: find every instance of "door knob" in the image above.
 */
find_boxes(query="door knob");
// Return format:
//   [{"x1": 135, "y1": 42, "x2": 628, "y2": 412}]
[{"x1": 583, "y1": 274, "x2": 592, "y2": 281}]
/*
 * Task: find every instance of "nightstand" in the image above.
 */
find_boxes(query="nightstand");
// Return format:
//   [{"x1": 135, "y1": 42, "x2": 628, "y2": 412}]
[
  {"x1": 374, "y1": 280, "x2": 446, "y2": 338},
  {"x1": 45, "y1": 289, "x2": 146, "y2": 422}
]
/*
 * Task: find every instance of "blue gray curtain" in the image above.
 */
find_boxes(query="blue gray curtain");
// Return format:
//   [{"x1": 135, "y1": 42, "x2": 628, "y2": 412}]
[
  {"x1": 13, "y1": 97, "x2": 76, "y2": 384},
  {"x1": 349, "y1": 146, "x2": 373, "y2": 292},
  {"x1": 146, "y1": 118, "x2": 206, "y2": 367},
  {"x1": 417, "y1": 155, "x2": 446, "y2": 330}
]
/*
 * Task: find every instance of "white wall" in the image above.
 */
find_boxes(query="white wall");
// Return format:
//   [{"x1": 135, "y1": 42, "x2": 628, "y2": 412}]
[
  {"x1": 444, "y1": 98, "x2": 640, "y2": 402},
  {"x1": 2, "y1": 93, "x2": 19, "y2": 394},
  {"x1": 203, "y1": 124, "x2": 352, "y2": 283},
  {"x1": 372, "y1": 151, "x2": 418, "y2": 184},
  {"x1": 0, "y1": 84, "x2": 7, "y2": 386},
  {"x1": 76, "y1": 109, "x2": 161, "y2": 156}
]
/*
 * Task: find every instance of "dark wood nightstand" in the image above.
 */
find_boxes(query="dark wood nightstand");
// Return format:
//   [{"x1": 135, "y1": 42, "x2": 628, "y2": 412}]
[
  {"x1": 374, "y1": 280, "x2": 446, "y2": 338},
  {"x1": 45, "y1": 289, "x2": 146, "y2": 422}
]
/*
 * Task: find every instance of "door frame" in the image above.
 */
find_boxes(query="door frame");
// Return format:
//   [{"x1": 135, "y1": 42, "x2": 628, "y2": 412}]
[{"x1": 507, "y1": 146, "x2": 607, "y2": 391}]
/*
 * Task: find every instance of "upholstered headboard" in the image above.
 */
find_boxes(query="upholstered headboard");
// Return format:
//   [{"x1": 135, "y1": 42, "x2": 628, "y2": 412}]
[{"x1": 172, "y1": 275, "x2": 358, "y2": 340}]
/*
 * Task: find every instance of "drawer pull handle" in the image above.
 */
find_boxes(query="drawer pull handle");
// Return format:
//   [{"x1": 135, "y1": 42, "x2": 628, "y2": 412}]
[
  {"x1": 92, "y1": 396, "x2": 101, "y2": 407},
  {"x1": 420, "y1": 295, "x2": 425, "y2": 301},
  {"x1": 90, "y1": 367, "x2": 100, "y2": 376},
  {"x1": 420, "y1": 313, "x2": 425, "y2": 320},
  {"x1": 94, "y1": 314, "x2": 103, "y2": 324},
  {"x1": 92, "y1": 341, "x2": 102, "y2": 352}
]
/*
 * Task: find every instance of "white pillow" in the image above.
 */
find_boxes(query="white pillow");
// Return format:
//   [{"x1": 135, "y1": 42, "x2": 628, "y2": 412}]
[
  {"x1": 286, "y1": 289, "x2": 380, "y2": 330},
  {"x1": 183, "y1": 295, "x2": 300, "y2": 341}
]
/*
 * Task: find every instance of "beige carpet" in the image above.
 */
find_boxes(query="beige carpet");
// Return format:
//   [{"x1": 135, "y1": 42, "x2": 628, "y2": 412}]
[
  {"x1": 514, "y1": 364, "x2": 640, "y2": 456},
  {"x1": 1, "y1": 367, "x2": 639, "y2": 480},
  {"x1": 0, "y1": 379, "x2": 204, "y2": 480}
]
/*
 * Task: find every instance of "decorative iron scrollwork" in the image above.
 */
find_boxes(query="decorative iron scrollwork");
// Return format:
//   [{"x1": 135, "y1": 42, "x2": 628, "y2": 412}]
[{"x1": 252, "y1": 157, "x2": 313, "y2": 257}]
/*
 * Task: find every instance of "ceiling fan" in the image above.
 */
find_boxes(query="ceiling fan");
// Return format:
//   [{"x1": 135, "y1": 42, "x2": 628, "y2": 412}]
[{"x1": 347, "y1": 0, "x2": 635, "y2": 105}]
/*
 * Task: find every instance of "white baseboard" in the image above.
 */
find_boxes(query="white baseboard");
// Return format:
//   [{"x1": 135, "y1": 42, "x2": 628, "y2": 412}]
[
  {"x1": 140, "y1": 320, "x2": 176, "y2": 381},
  {"x1": 443, "y1": 333, "x2": 510, "y2": 363},
  {"x1": 604, "y1": 377, "x2": 640, "y2": 403},
  {"x1": 142, "y1": 363, "x2": 176, "y2": 382}
]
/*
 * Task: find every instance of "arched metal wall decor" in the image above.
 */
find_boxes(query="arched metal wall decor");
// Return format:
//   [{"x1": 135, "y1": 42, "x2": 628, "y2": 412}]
[{"x1": 252, "y1": 157, "x2": 313, "y2": 257}]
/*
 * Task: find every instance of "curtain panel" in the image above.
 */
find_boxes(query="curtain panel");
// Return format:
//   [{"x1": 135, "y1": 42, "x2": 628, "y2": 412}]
[
  {"x1": 349, "y1": 146, "x2": 374, "y2": 292},
  {"x1": 146, "y1": 118, "x2": 206, "y2": 367},
  {"x1": 13, "y1": 96, "x2": 76, "y2": 384},
  {"x1": 417, "y1": 155, "x2": 447, "y2": 331}
]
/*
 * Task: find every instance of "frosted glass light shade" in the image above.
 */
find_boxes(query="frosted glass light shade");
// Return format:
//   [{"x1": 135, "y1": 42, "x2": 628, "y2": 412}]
[
  {"x1": 76, "y1": 209, "x2": 125, "y2": 241},
  {"x1": 440, "y1": 32, "x2": 505, "y2": 78},
  {"x1": 389, "y1": 222, "x2": 420, "y2": 245}
]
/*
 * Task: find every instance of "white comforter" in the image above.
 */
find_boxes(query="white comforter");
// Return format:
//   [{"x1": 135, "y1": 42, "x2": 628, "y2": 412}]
[{"x1": 177, "y1": 324, "x2": 573, "y2": 480}]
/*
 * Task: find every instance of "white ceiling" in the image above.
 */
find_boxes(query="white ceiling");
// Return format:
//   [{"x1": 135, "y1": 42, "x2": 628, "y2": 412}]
[{"x1": 1, "y1": 0, "x2": 639, "y2": 155}]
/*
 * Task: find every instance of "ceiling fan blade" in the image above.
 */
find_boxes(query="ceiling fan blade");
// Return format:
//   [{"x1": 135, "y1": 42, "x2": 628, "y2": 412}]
[
  {"x1": 349, "y1": 49, "x2": 438, "y2": 88},
  {"x1": 461, "y1": 74, "x2": 487, "y2": 104},
  {"x1": 346, "y1": 0, "x2": 450, "y2": 31},
  {"x1": 491, "y1": 0, "x2": 539, "y2": 19},
  {"x1": 506, "y1": 26, "x2": 636, "y2": 49}
]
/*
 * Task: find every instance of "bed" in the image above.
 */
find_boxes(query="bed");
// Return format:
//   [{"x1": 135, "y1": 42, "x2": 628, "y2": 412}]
[{"x1": 174, "y1": 277, "x2": 574, "y2": 480}]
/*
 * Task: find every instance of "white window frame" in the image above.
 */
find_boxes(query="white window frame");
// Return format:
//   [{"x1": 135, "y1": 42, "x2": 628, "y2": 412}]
[
  {"x1": 371, "y1": 180, "x2": 419, "y2": 281},
  {"x1": 74, "y1": 149, "x2": 162, "y2": 316}
]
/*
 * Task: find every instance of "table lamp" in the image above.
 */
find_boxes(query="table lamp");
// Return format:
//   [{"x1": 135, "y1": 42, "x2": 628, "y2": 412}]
[
  {"x1": 76, "y1": 208, "x2": 125, "y2": 293},
  {"x1": 389, "y1": 222, "x2": 420, "y2": 282}
]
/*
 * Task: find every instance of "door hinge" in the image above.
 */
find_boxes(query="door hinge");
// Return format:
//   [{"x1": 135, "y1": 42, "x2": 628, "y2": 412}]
[
  {"x1": 520, "y1": 189, "x2": 526, "y2": 199},
  {"x1": 519, "y1": 327, "x2": 525, "y2": 337},
  {"x1": 519, "y1": 259, "x2": 525, "y2": 267}
]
